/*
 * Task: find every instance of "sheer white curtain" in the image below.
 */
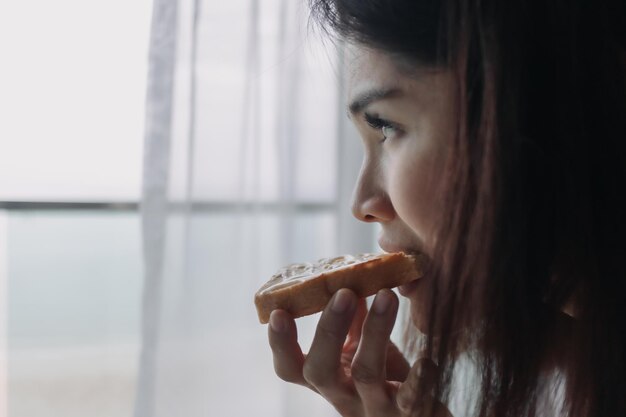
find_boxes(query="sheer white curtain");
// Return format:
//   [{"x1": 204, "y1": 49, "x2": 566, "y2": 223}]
[{"x1": 137, "y1": 0, "x2": 375, "y2": 416}]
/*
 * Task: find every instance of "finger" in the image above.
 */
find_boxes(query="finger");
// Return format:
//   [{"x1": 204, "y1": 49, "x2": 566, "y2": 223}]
[
  {"x1": 386, "y1": 342, "x2": 411, "y2": 382},
  {"x1": 303, "y1": 289, "x2": 360, "y2": 408},
  {"x1": 351, "y1": 289, "x2": 400, "y2": 411},
  {"x1": 403, "y1": 398, "x2": 454, "y2": 417},
  {"x1": 427, "y1": 400, "x2": 454, "y2": 417},
  {"x1": 396, "y1": 358, "x2": 439, "y2": 413},
  {"x1": 268, "y1": 309, "x2": 314, "y2": 390},
  {"x1": 345, "y1": 297, "x2": 367, "y2": 348},
  {"x1": 398, "y1": 396, "x2": 453, "y2": 417}
]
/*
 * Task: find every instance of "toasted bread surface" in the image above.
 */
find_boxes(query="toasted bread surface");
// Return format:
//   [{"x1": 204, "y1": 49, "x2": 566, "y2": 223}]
[{"x1": 254, "y1": 252, "x2": 427, "y2": 324}]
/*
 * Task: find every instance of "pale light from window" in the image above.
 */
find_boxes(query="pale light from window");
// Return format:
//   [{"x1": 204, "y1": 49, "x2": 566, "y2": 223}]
[{"x1": 0, "y1": 0, "x2": 152, "y2": 202}]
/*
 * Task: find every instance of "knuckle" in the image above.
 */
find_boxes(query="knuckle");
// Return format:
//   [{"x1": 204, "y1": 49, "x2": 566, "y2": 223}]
[{"x1": 350, "y1": 361, "x2": 381, "y2": 385}]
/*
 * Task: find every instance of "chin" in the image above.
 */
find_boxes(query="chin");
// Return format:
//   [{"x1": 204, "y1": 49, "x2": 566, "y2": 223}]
[
  {"x1": 403, "y1": 276, "x2": 434, "y2": 335},
  {"x1": 409, "y1": 301, "x2": 430, "y2": 335}
]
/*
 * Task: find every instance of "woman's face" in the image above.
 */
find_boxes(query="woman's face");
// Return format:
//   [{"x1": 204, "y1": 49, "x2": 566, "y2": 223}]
[{"x1": 346, "y1": 45, "x2": 457, "y2": 331}]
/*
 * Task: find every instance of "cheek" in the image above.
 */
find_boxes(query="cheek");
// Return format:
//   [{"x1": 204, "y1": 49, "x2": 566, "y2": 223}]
[{"x1": 387, "y1": 148, "x2": 440, "y2": 244}]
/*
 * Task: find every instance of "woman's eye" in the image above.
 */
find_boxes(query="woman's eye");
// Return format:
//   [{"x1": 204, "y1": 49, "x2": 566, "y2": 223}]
[
  {"x1": 364, "y1": 113, "x2": 401, "y2": 142},
  {"x1": 381, "y1": 124, "x2": 398, "y2": 139}
]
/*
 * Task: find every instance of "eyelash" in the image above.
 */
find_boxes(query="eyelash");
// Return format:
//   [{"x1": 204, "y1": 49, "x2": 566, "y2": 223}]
[{"x1": 363, "y1": 113, "x2": 399, "y2": 142}]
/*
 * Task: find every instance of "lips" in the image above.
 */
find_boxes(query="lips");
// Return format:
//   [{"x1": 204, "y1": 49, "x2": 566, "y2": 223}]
[
  {"x1": 398, "y1": 279, "x2": 420, "y2": 296},
  {"x1": 378, "y1": 236, "x2": 424, "y2": 297},
  {"x1": 377, "y1": 235, "x2": 423, "y2": 257},
  {"x1": 377, "y1": 236, "x2": 409, "y2": 255}
]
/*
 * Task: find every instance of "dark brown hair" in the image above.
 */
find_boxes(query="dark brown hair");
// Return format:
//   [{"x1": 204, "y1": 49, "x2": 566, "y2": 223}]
[{"x1": 309, "y1": 0, "x2": 626, "y2": 415}]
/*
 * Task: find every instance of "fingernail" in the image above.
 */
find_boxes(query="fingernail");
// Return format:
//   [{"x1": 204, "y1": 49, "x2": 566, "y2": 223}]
[
  {"x1": 373, "y1": 290, "x2": 391, "y2": 314},
  {"x1": 331, "y1": 289, "x2": 352, "y2": 313},
  {"x1": 269, "y1": 311, "x2": 286, "y2": 332}
]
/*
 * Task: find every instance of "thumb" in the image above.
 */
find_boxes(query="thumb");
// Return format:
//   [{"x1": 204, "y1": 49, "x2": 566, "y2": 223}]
[{"x1": 396, "y1": 358, "x2": 439, "y2": 413}]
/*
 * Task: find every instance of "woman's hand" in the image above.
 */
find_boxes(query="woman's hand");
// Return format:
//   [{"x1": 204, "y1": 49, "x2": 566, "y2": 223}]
[{"x1": 267, "y1": 288, "x2": 453, "y2": 417}]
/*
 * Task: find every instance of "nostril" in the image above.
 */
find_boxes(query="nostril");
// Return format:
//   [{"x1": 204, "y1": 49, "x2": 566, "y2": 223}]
[{"x1": 352, "y1": 185, "x2": 395, "y2": 223}]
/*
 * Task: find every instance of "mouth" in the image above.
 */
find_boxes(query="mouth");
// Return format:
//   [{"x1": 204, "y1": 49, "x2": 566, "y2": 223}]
[
  {"x1": 378, "y1": 236, "x2": 424, "y2": 296},
  {"x1": 377, "y1": 235, "x2": 426, "y2": 257},
  {"x1": 398, "y1": 279, "x2": 421, "y2": 296},
  {"x1": 377, "y1": 236, "x2": 412, "y2": 255}
]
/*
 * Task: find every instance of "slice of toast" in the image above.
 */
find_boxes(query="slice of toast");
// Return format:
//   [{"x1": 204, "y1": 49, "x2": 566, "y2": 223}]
[{"x1": 254, "y1": 252, "x2": 427, "y2": 324}]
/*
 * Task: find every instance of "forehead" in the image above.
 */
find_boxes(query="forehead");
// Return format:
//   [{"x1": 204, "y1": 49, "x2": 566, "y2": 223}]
[
  {"x1": 346, "y1": 46, "x2": 403, "y2": 94},
  {"x1": 345, "y1": 45, "x2": 440, "y2": 100}
]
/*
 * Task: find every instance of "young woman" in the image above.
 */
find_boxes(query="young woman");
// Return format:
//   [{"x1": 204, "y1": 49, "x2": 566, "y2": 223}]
[{"x1": 267, "y1": 0, "x2": 626, "y2": 416}]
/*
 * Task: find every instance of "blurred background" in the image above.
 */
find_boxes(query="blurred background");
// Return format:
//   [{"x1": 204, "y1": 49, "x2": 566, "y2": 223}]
[{"x1": 0, "y1": 0, "x2": 385, "y2": 416}]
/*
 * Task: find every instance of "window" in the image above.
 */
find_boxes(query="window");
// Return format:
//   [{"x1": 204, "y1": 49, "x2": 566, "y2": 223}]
[
  {"x1": 0, "y1": 1, "x2": 376, "y2": 415},
  {"x1": 0, "y1": 0, "x2": 151, "y2": 202},
  {"x1": 0, "y1": 1, "x2": 152, "y2": 415}
]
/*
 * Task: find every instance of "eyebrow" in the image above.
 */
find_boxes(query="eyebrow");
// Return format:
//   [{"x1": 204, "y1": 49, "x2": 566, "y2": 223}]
[{"x1": 348, "y1": 87, "x2": 403, "y2": 115}]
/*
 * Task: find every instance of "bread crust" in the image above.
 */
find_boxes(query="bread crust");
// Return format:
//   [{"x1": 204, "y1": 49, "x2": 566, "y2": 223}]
[{"x1": 254, "y1": 252, "x2": 427, "y2": 324}]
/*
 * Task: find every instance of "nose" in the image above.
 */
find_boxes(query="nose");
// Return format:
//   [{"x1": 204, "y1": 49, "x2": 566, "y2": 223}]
[{"x1": 351, "y1": 160, "x2": 395, "y2": 223}]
